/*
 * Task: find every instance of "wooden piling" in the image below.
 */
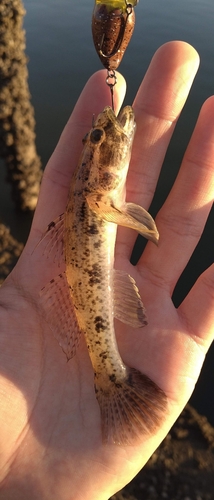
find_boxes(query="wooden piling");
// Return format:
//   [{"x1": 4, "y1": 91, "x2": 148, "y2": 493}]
[{"x1": 0, "y1": 0, "x2": 42, "y2": 211}]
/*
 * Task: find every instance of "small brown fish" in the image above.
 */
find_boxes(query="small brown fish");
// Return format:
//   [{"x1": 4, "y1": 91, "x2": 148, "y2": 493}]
[{"x1": 40, "y1": 106, "x2": 167, "y2": 444}]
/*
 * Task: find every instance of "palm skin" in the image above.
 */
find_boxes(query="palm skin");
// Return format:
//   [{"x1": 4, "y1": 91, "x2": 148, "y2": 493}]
[{"x1": 0, "y1": 41, "x2": 213, "y2": 500}]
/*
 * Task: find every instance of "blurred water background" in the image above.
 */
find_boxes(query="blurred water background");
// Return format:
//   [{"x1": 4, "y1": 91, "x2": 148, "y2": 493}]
[{"x1": 0, "y1": 0, "x2": 214, "y2": 423}]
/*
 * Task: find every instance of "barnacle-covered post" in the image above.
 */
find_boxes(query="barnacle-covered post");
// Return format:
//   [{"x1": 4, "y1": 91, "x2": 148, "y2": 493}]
[
  {"x1": 0, "y1": 0, "x2": 42, "y2": 211},
  {"x1": 92, "y1": 0, "x2": 138, "y2": 109},
  {"x1": 0, "y1": 223, "x2": 23, "y2": 284}
]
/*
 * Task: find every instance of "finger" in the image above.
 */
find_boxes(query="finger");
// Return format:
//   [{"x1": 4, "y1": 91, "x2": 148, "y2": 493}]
[
  {"x1": 140, "y1": 96, "x2": 214, "y2": 291},
  {"x1": 116, "y1": 41, "x2": 199, "y2": 261},
  {"x1": 130, "y1": 41, "x2": 199, "y2": 206},
  {"x1": 179, "y1": 263, "x2": 214, "y2": 347},
  {"x1": 31, "y1": 70, "x2": 126, "y2": 236}
]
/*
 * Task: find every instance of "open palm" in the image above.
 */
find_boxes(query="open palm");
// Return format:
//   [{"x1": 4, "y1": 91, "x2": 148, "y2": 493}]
[{"x1": 0, "y1": 42, "x2": 213, "y2": 500}]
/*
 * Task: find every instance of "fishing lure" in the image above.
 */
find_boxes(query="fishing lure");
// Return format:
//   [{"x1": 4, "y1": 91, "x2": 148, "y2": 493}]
[
  {"x1": 92, "y1": 0, "x2": 139, "y2": 109},
  {"x1": 92, "y1": 0, "x2": 138, "y2": 71}
]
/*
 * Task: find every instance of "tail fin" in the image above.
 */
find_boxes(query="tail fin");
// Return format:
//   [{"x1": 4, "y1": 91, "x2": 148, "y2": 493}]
[{"x1": 95, "y1": 368, "x2": 167, "y2": 445}]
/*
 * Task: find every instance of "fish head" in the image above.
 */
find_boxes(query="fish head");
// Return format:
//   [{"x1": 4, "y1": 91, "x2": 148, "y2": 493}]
[{"x1": 83, "y1": 106, "x2": 136, "y2": 195}]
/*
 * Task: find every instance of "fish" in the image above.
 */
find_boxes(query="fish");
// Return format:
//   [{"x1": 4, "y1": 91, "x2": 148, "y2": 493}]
[{"x1": 40, "y1": 105, "x2": 167, "y2": 445}]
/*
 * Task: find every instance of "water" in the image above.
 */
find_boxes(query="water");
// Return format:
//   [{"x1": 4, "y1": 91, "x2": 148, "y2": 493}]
[{"x1": 0, "y1": 0, "x2": 214, "y2": 423}]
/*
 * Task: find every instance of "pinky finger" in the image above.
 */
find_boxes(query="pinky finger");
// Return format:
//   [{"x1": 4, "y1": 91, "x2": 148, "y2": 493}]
[{"x1": 178, "y1": 263, "x2": 214, "y2": 349}]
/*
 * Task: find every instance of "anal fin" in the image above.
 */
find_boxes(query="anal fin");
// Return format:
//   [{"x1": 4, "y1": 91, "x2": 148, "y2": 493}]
[
  {"x1": 40, "y1": 272, "x2": 82, "y2": 360},
  {"x1": 113, "y1": 269, "x2": 147, "y2": 328}
]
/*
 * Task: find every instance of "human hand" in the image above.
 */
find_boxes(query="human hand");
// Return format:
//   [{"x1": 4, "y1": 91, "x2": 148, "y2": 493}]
[{"x1": 0, "y1": 41, "x2": 213, "y2": 500}]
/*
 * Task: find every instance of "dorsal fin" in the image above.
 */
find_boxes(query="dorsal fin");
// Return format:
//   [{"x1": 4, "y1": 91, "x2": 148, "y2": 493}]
[
  {"x1": 40, "y1": 272, "x2": 82, "y2": 360},
  {"x1": 34, "y1": 213, "x2": 65, "y2": 265}
]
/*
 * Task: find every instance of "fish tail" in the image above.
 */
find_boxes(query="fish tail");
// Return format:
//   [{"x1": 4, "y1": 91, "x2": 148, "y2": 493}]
[{"x1": 95, "y1": 368, "x2": 167, "y2": 445}]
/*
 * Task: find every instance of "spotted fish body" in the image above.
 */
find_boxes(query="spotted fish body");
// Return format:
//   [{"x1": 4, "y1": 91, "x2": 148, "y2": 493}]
[{"x1": 41, "y1": 106, "x2": 167, "y2": 444}]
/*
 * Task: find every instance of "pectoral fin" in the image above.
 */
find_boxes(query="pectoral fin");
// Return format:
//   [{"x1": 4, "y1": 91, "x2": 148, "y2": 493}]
[
  {"x1": 124, "y1": 202, "x2": 159, "y2": 244},
  {"x1": 86, "y1": 194, "x2": 159, "y2": 245},
  {"x1": 113, "y1": 269, "x2": 147, "y2": 328}
]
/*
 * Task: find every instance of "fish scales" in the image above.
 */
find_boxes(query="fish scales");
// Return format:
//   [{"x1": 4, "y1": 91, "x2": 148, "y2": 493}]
[
  {"x1": 65, "y1": 109, "x2": 130, "y2": 383},
  {"x1": 40, "y1": 106, "x2": 167, "y2": 445},
  {"x1": 66, "y1": 190, "x2": 126, "y2": 383}
]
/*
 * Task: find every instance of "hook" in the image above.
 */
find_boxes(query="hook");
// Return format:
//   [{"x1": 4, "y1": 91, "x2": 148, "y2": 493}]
[
  {"x1": 98, "y1": 2, "x2": 133, "y2": 59},
  {"x1": 92, "y1": 0, "x2": 136, "y2": 71}
]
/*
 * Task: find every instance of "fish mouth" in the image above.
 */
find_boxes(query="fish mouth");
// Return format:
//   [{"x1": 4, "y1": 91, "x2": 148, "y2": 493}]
[
  {"x1": 96, "y1": 106, "x2": 136, "y2": 141},
  {"x1": 117, "y1": 106, "x2": 136, "y2": 138}
]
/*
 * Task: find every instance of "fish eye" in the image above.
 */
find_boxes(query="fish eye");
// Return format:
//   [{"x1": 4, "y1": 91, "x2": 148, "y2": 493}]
[{"x1": 90, "y1": 128, "x2": 104, "y2": 144}]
